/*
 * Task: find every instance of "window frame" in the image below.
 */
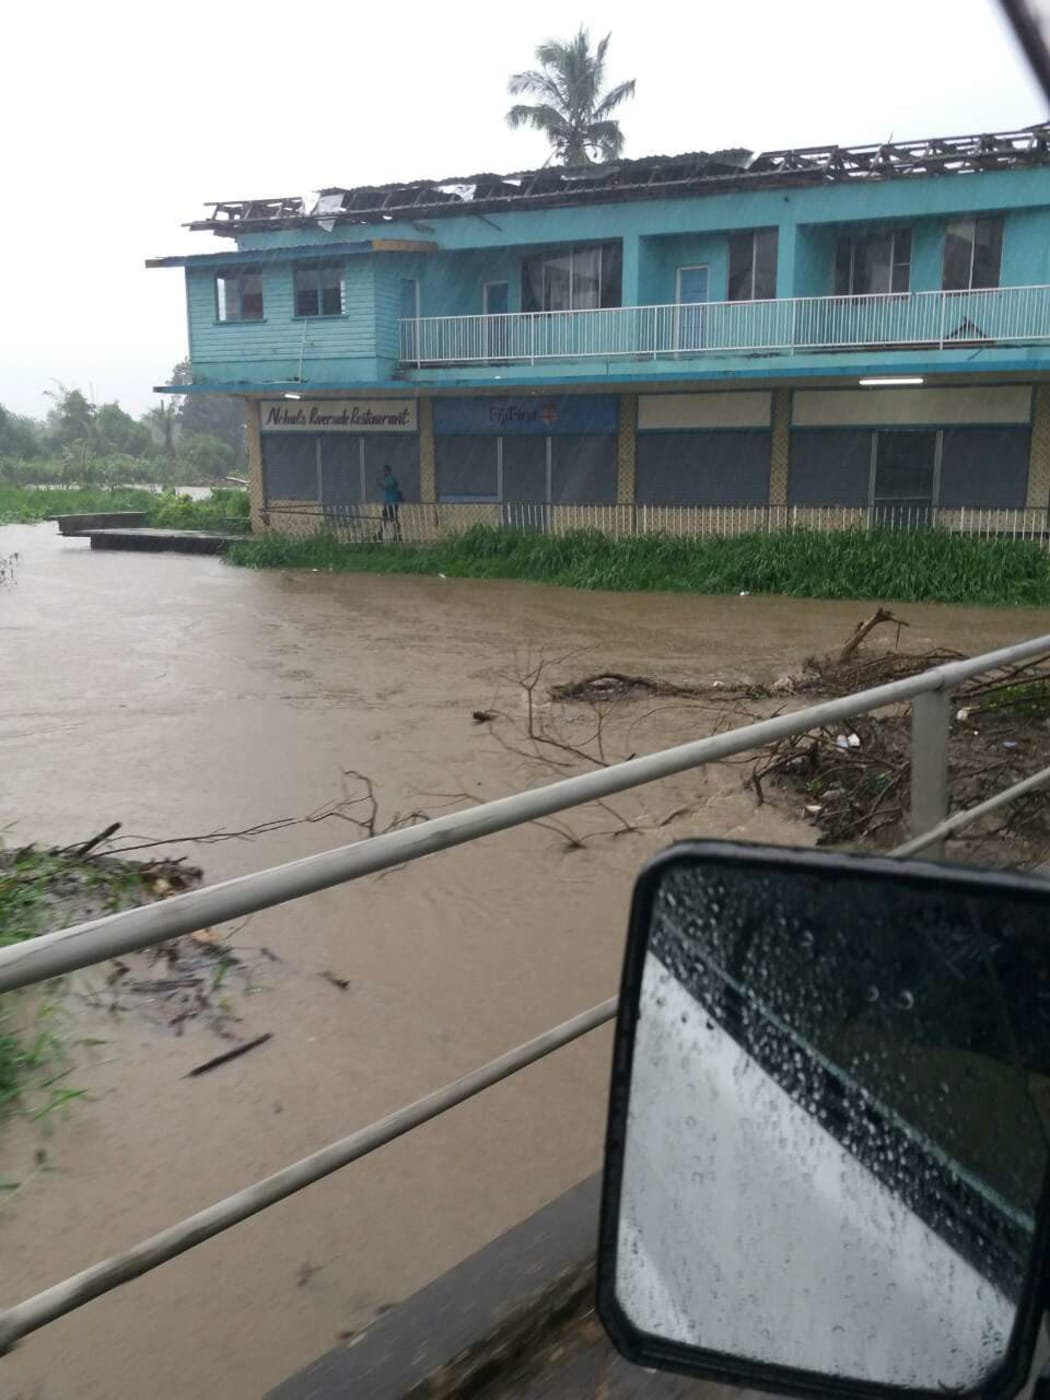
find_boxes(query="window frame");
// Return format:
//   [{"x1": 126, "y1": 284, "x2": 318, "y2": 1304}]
[
  {"x1": 833, "y1": 228, "x2": 912, "y2": 297},
  {"x1": 727, "y1": 228, "x2": 778, "y2": 303},
  {"x1": 942, "y1": 216, "x2": 1004, "y2": 291},
  {"x1": 215, "y1": 266, "x2": 264, "y2": 322},
  {"x1": 293, "y1": 262, "x2": 345, "y2": 319},
  {"x1": 521, "y1": 242, "x2": 622, "y2": 313}
]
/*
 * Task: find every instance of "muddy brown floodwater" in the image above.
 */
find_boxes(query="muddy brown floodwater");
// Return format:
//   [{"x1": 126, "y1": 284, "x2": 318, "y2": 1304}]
[{"x1": 1, "y1": 523, "x2": 1047, "y2": 1400}]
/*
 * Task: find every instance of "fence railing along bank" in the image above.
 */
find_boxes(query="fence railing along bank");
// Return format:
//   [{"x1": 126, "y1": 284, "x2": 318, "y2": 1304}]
[
  {"x1": 398, "y1": 283, "x2": 1050, "y2": 367},
  {"x1": 3, "y1": 638, "x2": 1050, "y2": 1356},
  {"x1": 262, "y1": 501, "x2": 1050, "y2": 546}
]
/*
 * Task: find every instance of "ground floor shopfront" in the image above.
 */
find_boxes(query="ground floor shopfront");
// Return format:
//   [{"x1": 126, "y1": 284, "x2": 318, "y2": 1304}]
[{"x1": 246, "y1": 380, "x2": 1050, "y2": 538}]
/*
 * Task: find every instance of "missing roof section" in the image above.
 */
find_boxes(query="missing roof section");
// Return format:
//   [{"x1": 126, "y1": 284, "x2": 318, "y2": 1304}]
[{"x1": 189, "y1": 125, "x2": 1050, "y2": 236}]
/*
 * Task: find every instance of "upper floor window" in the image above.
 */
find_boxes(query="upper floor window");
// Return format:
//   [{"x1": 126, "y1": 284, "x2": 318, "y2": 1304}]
[
  {"x1": 216, "y1": 268, "x2": 263, "y2": 321},
  {"x1": 728, "y1": 229, "x2": 778, "y2": 302},
  {"x1": 294, "y1": 263, "x2": 344, "y2": 317},
  {"x1": 522, "y1": 242, "x2": 622, "y2": 312},
  {"x1": 943, "y1": 217, "x2": 1003, "y2": 291},
  {"x1": 834, "y1": 229, "x2": 911, "y2": 296}
]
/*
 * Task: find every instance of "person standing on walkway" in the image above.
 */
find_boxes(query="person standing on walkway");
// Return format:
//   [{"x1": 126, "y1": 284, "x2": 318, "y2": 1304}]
[{"x1": 380, "y1": 464, "x2": 403, "y2": 540}]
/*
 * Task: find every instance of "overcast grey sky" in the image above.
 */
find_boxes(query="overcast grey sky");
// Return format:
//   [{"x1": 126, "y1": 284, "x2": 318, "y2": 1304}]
[{"x1": 1, "y1": 0, "x2": 1044, "y2": 419}]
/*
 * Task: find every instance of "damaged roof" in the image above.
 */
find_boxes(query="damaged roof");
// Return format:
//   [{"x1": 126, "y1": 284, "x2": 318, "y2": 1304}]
[{"x1": 189, "y1": 125, "x2": 1050, "y2": 236}]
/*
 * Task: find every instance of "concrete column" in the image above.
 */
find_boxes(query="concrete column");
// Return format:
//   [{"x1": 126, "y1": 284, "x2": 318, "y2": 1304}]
[
  {"x1": 769, "y1": 387, "x2": 791, "y2": 507},
  {"x1": 775, "y1": 224, "x2": 797, "y2": 299},
  {"x1": 1026, "y1": 384, "x2": 1050, "y2": 511},
  {"x1": 419, "y1": 397, "x2": 436, "y2": 504},
  {"x1": 621, "y1": 234, "x2": 642, "y2": 307},
  {"x1": 617, "y1": 394, "x2": 637, "y2": 505},
  {"x1": 245, "y1": 398, "x2": 266, "y2": 531}
]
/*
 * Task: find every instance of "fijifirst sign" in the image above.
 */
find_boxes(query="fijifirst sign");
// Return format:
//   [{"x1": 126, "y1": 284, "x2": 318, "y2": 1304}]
[{"x1": 261, "y1": 399, "x2": 417, "y2": 432}]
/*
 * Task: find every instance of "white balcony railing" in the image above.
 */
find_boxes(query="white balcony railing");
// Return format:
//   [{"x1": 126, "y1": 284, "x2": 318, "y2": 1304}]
[{"x1": 398, "y1": 284, "x2": 1050, "y2": 367}]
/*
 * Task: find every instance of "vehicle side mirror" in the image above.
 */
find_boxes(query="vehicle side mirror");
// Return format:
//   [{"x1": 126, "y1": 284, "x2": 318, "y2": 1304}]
[{"x1": 598, "y1": 842, "x2": 1050, "y2": 1400}]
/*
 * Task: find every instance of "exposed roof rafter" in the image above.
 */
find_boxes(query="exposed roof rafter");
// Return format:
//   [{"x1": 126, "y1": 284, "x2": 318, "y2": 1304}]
[{"x1": 187, "y1": 126, "x2": 1050, "y2": 237}]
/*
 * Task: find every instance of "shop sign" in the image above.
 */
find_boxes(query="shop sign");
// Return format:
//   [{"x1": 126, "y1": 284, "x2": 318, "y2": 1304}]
[
  {"x1": 261, "y1": 399, "x2": 418, "y2": 432},
  {"x1": 433, "y1": 395, "x2": 617, "y2": 435}
]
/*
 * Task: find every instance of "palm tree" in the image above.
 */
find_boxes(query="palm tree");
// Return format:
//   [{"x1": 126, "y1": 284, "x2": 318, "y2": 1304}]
[
  {"x1": 507, "y1": 28, "x2": 636, "y2": 166},
  {"x1": 143, "y1": 401, "x2": 178, "y2": 459}
]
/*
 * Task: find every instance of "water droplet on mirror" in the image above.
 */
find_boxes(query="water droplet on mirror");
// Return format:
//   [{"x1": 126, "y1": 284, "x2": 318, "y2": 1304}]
[
  {"x1": 894, "y1": 989, "x2": 914, "y2": 1010},
  {"x1": 864, "y1": 985, "x2": 880, "y2": 1003}
]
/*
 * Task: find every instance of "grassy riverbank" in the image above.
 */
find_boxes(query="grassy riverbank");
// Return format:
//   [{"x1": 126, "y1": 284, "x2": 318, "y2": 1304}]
[
  {"x1": 147, "y1": 488, "x2": 251, "y2": 531},
  {"x1": 0, "y1": 485, "x2": 157, "y2": 524},
  {"x1": 0, "y1": 485, "x2": 250, "y2": 530},
  {"x1": 0, "y1": 845, "x2": 141, "y2": 1128},
  {"x1": 226, "y1": 525, "x2": 1050, "y2": 606},
  {"x1": 0, "y1": 843, "x2": 210, "y2": 1136}
]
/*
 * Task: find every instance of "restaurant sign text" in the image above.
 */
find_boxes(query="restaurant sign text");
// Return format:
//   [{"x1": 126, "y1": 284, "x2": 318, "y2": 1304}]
[{"x1": 261, "y1": 399, "x2": 417, "y2": 432}]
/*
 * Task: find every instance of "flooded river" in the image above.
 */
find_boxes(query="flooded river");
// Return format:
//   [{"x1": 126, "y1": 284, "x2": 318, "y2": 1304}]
[{"x1": 1, "y1": 523, "x2": 1046, "y2": 1399}]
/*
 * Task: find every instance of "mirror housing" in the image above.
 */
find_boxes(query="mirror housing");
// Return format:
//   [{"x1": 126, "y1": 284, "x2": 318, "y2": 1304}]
[{"x1": 598, "y1": 842, "x2": 1050, "y2": 1400}]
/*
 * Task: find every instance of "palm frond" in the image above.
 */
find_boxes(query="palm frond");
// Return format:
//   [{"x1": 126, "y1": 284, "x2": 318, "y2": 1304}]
[
  {"x1": 593, "y1": 31, "x2": 610, "y2": 78},
  {"x1": 586, "y1": 119, "x2": 626, "y2": 161},
  {"x1": 508, "y1": 68, "x2": 563, "y2": 105},
  {"x1": 506, "y1": 103, "x2": 572, "y2": 140},
  {"x1": 594, "y1": 79, "x2": 636, "y2": 119}
]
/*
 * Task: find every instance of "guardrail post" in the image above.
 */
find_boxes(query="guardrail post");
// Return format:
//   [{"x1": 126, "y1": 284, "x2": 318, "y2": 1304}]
[{"x1": 910, "y1": 689, "x2": 951, "y2": 857}]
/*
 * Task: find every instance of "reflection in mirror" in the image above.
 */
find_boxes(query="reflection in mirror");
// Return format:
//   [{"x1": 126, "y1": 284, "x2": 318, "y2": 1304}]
[{"x1": 614, "y1": 853, "x2": 1050, "y2": 1392}]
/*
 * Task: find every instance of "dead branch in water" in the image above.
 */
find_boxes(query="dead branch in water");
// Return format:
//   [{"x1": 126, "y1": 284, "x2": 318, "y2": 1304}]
[
  {"x1": 462, "y1": 649, "x2": 708, "y2": 850},
  {"x1": 185, "y1": 1032, "x2": 273, "y2": 1078},
  {"x1": 837, "y1": 608, "x2": 909, "y2": 663},
  {"x1": 99, "y1": 771, "x2": 428, "y2": 857},
  {"x1": 64, "y1": 823, "x2": 123, "y2": 858},
  {"x1": 550, "y1": 672, "x2": 709, "y2": 702}
]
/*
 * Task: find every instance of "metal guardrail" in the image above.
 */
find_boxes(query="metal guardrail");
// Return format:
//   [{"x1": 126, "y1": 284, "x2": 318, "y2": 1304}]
[
  {"x1": 398, "y1": 283, "x2": 1050, "y2": 366},
  {"x1": 2, "y1": 635, "x2": 1050, "y2": 1354}
]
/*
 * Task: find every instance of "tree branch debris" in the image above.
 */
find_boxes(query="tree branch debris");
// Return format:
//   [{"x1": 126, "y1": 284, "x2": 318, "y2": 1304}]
[{"x1": 750, "y1": 621, "x2": 1050, "y2": 864}]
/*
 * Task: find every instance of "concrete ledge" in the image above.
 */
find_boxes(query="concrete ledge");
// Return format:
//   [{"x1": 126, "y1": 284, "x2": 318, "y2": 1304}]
[
  {"x1": 86, "y1": 528, "x2": 239, "y2": 554},
  {"x1": 266, "y1": 1174, "x2": 601, "y2": 1400},
  {"x1": 50, "y1": 511, "x2": 147, "y2": 535}
]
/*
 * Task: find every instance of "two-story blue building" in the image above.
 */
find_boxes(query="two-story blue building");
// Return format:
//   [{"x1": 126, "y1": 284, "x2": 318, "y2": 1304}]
[{"x1": 149, "y1": 125, "x2": 1050, "y2": 537}]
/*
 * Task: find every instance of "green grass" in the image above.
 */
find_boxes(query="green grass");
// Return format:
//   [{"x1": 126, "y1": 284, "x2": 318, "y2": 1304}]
[
  {"x1": 146, "y1": 487, "x2": 251, "y2": 532},
  {"x1": 227, "y1": 525, "x2": 1050, "y2": 607},
  {"x1": 0, "y1": 484, "x2": 250, "y2": 531},
  {"x1": 0, "y1": 484, "x2": 158, "y2": 524},
  {"x1": 0, "y1": 847, "x2": 140, "y2": 1126}
]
